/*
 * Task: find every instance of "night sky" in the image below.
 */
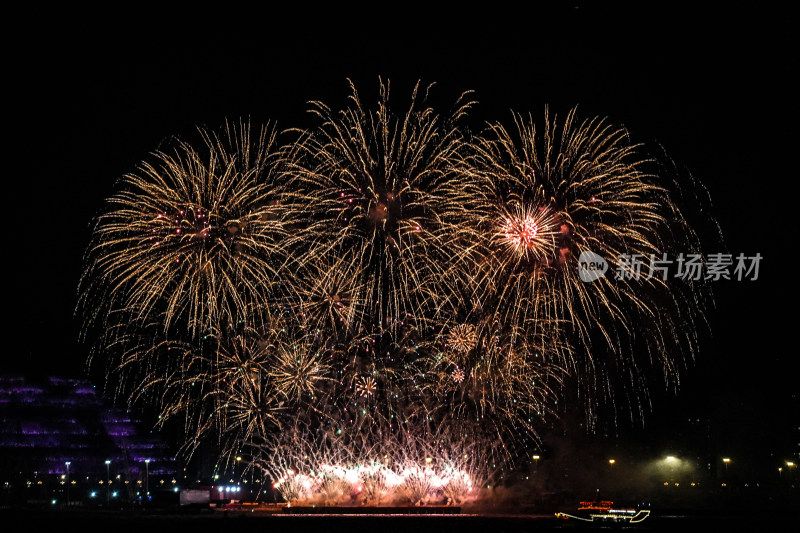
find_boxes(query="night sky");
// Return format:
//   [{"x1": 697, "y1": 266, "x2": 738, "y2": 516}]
[{"x1": 9, "y1": 6, "x2": 796, "y2": 476}]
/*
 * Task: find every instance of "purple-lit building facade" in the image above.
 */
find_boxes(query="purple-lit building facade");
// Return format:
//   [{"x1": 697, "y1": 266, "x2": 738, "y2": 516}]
[{"x1": 0, "y1": 376, "x2": 175, "y2": 504}]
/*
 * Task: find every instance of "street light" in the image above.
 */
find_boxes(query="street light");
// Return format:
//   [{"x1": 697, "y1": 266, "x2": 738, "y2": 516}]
[
  {"x1": 144, "y1": 459, "x2": 150, "y2": 503},
  {"x1": 664, "y1": 456, "x2": 678, "y2": 484},
  {"x1": 65, "y1": 462, "x2": 71, "y2": 508},
  {"x1": 607, "y1": 458, "x2": 616, "y2": 489},
  {"x1": 722, "y1": 457, "x2": 731, "y2": 474},
  {"x1": 105, "y1": 460, "x2": 111, "y2": 505}
]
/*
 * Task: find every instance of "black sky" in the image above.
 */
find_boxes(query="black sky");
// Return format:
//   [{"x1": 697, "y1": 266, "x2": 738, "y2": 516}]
[{"x1": 9, "y1": 6, "x2": 797, "y2": 471}]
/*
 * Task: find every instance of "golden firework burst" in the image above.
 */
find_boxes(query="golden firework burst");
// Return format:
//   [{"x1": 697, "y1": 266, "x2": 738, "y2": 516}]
[
  {"x1": 356, "y1": 376, "x2": 378, "y2": 397},
  {"x1": 446, "y1": 324, "x2": 478, "y2": 353}
]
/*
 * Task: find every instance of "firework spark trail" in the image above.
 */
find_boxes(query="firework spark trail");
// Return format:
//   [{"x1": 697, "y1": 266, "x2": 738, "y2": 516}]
[
  {"x1": 79, "y1": 82, "x2": 713, "y2": 496},
  {"x1": 259, "y1": 423, "x2": 487, "y2": 505},
  {"x1": 286, "y1": 79, "x2": 476, "y2": 335},
  {"x1": 461, "y1": 107, "x2": 709, "y2": 425},
  {"x1": 268, "y1": 330, "x2": 333, "y2": 402},
  {"x1": 288, "y1": 253, "x2": 366, "y2": 336},
  {"x1": 79, "y1": 121, "x2": 293, "y2": 339},
  {"x1": 112, "y1": 325, "x2": 286, "y2": 462},
  {"x1": 421, "y1": 314, "x2": 567, "y2": 464}
]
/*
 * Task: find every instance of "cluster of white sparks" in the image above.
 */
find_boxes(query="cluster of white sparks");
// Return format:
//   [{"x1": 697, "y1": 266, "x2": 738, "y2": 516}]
[
  {"x1": 272, "y1": 461, "x2": 475, "y2": 506},
  {"x1": 259, "y1": 426, "x2": 485, "y2": 506}
]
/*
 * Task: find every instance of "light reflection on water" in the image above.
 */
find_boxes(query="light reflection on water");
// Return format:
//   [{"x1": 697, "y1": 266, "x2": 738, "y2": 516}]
[{"x1": 0, "y1": 511, "x2": 793, "y2": 533}]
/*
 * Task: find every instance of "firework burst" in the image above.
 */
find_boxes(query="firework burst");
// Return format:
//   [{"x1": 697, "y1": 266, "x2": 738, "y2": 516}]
[
  {"x1": 79, "y1": 82, "x2": 713, "y2": 493},
  {"x1": 287, "y1": 79, "x2": 475, "y2": 334},
  {"x1": 446, "y1": 323, "x2": 478, "y2": 353},
  {"x1": 424, "y1": 315, "x2": 566, "y2": 460},
  {"x1": 257, "y1": 423, "x2": 487, "y2": 506},
  {"x1": 289, "y1": 253, "x2": 366, "y2": 336},
  {"x1": 79, "y1": 121, "x2": 291, "y2": 338},
  {"x1": 495, "y1": 203, "x2": 561, "y2": 265},
  {"x1": 269, "y1": 333, "x2": 332, "y2": 401},
  {"x1": 464, "y1": 107, "x2": 709, "y2": 423},
  {"x1": 356, "y1": 375, "x2": 378, "y2": 397}
]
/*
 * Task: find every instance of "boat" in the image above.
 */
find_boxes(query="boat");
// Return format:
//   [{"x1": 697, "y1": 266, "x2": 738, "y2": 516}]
[{"x1": 555, "y1": 499, "x2": 650, "y2": 524}]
